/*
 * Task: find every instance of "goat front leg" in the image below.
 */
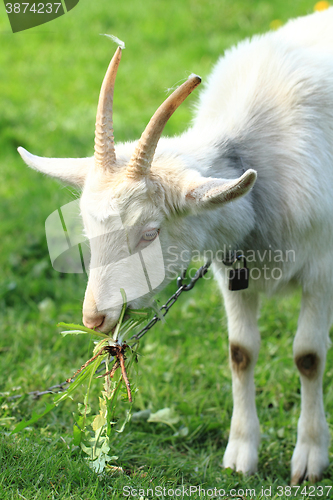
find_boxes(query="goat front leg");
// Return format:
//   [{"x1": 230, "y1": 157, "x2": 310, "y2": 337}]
[
  {"x1": 221, "y1": 288, "x2": 261, "y2": 475},
  {"x1": 291, "y1": 290, "x2": 331, "y2": 485}
]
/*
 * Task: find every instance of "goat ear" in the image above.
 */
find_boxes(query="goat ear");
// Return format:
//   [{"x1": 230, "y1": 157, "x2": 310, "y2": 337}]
[
  {"x1": 185, "y1": 169, "x2": 257, "y2": 208},
  {"x1": 18, "y1": 147, "x2": 92, "y2": 188}
]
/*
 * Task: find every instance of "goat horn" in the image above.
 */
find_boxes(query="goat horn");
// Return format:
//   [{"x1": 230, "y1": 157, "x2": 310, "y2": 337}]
[
  {"x1": 94, "y1": 47, "x2": 122, "y2": 170},
  {"x1": 127, "y1": 74, "x2": 201, "y2": 177}
]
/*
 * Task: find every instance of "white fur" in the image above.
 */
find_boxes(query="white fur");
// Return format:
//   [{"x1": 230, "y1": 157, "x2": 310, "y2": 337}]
[{"x1": 18, "y1": 9, "x2": 333, "y2": 483}]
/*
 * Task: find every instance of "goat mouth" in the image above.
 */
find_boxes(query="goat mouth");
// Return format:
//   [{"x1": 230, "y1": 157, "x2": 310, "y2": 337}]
[{"x1": 98, "y1": 312, "x2": 131, "y2": 336}]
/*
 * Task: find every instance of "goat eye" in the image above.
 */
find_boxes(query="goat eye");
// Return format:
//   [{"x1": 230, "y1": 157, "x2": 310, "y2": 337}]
[{"x1": 142, "y1": 229, "x2": 159, "y2": 242}]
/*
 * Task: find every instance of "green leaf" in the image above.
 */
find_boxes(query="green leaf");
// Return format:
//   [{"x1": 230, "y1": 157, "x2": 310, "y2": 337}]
[
  {"x1": 92, "y1": 413, "x2": 106, "y2": 431},
  {"x1": 60, "y1": 330, "x2": 89, "y2": 336},
  {"x1": 73, "y1": 423, "x2": 83, "y2": 446},
  {"x1": 54, "y1": 356, "x2": 102, "y2": 405},
  {"x1": 78, "y1": 403, "x2": 91, "y2": 415},
  {"x1": 73, "y1": 413, "x2": 84, "y2": 428},
  {"x1": 81, "y1": 442, "x2": 95, "y2": 458},
  {"x1": 115, "y1": 409, "x2": 131, "y2": 433},
  {"x1": 173, "y1": 426, "x2": 189, "y2": 437},
  {"x1": 100, "y1": 438, "x2": 111, "y2": 454},
  {"x1": 11, "y1": 402, "x2": 56, "y2": 434},
  {"x1": 112, "y1": 289, "x2": 127, "y2": 341},
  {"x1": 89, "y1": 453, "x2": 113, "y2": 474},
  {"x1": 126, "y1": 308, "x2": 150, "y2": 318},
  {"x1": 147, "y1": 408, "x2": 180, "y2": 427},
  {"x1": 57, "y1": 322, "x2": 109, "y2": 339}
]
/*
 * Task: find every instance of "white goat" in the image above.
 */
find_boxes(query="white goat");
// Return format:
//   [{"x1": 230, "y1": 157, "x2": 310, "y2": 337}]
[{"x1": 18, "y1": 9, "x2": 333, "y2": 484}]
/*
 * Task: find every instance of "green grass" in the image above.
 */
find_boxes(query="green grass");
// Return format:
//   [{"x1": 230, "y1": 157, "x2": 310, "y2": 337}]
[{"x1": 1, "y1": 0, "x2": 333, "y2": 498}]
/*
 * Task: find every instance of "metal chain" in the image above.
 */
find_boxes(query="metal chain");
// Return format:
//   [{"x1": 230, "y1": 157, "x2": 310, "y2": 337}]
[
  {"x1": 3, "y1": 262, "x2": 211, "y2": 400},
  {"x1": 129, "y1": 260, "x2": 212, "y2": 344},
  {"x1": 4, "y1": 383, "x2": 69, "y2": 401}
]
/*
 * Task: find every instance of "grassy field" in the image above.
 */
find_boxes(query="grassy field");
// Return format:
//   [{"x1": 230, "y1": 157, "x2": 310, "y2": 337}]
[{"x1": 1, "y1": 0, "x2": 333, "y2": 499}]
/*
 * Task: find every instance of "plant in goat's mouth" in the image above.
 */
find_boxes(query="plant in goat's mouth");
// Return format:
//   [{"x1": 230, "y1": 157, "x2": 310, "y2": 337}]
[{"x1": 12, "y1": 289, "x2": 151, "y2": 474}]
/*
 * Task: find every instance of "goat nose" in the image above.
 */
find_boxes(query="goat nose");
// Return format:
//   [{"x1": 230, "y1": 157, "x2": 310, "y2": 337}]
[{"x1": 82, "y1": 313, "x2": 105, "y2": 330}]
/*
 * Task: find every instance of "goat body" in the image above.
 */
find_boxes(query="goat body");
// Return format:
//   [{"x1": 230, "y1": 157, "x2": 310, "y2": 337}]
[{"x1": 19, "y1": 9, "x2": 333, "y2": 483}]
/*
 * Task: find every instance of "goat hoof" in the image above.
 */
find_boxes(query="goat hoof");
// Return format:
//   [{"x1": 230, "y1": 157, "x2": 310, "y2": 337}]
[
  {"x1": 291, "y1": 443, "x2": 329, "y2": 485},
  {"x1": 223, "y1": 440, "x2": 258, "y2": 475}
]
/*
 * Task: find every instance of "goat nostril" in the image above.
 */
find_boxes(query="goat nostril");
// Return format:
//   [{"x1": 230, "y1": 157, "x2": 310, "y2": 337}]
[
  {"x1": 95, "y1": 317, "x2": 105, "y2": 329},
  {"x1": 83, "y1": 315, "x2": 105, "y2": 330}
]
